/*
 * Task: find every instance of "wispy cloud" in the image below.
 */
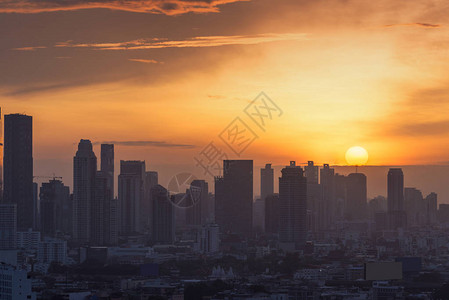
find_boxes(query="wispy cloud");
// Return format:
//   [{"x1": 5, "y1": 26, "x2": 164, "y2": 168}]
[
  {"x1": 0, "y1": 0, "x2": 248, "y2": 15},
  {"x1": 12, "y1": 46, "x2": 47, "y2": 51},
  {"x1": 384, "y1": 23, "x2": 441, "y2": 29},
  {"x1": 55, "y1": 33, "x2": 308, "y2": 50},
  {"x1": 128, "y1": 58, "x2": 161, "y2": 64},
  {"x1": 95, "y1": 140, "x2": 196, "y2": 149}
]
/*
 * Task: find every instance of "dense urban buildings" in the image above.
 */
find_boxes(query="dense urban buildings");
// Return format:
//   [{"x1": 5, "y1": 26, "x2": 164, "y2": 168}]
[{"x1": 1, "y1": 112, "x2": 449, "y2": 299}]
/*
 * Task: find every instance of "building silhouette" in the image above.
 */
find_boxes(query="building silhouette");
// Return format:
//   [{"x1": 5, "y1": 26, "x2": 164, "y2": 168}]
[
  {"x1": 118, "y1": 160, "x2": 145, "y2": 235},
  {"x1": 345, "y1": 173, "x2": 367, "y2": 221},
  {"x1": 279, "y1": 161, "x2": 307, "y2": 250},
  {"x1": 404, "y1": 187, "x2": 423, "y2": 227},
  {"x1": 39, "y1": 179, "x2": 70, "y2": 237},
  {"x1": 261, "y1": 163, "x2": 274, "y2": 201},
  {"x1": 73, "y1": 139, "x2": 97, "y2": 244},
  {"x1": 215, "y1": 160, "x2": 253, "y2": 238},
  {"x1": 99, "y1": 144, "x2": 118, "y2": 245},
  {"x1": 152, "y1": 185, "x2": 174, "y2": 244},
  {"x1": 186, "y1": 179, "x2": 209, "y2": 226},
  {"x1": 3, "y1": 114, "x2": 34, "y2": 230},
  {"x1": 387, "y1": 168, "x2": 407, "y2": 229},
  {"x1": 319, "y1": 164, "x2": 335, "y2": 230}
]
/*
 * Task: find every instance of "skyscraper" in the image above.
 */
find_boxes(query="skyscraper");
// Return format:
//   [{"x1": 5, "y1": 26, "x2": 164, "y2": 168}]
[
  {"x1": 39, "y1": 179, "x2": 70, "y2": 236},
  {"x1": 305, "y1": 161, "x2": 321, "y2": 232},
  {"x1": 100, "y1": 144, "x2": 114, "y2": 198},
  {"x1": 387, "y1": 168, "x2": 406, "y2": 229},
  {"x1": 194, "y1": 179, "x2": 210, "y2": 225},
  {"x1": 3, "y1": 114, "x2": 34, "y2": 230},
  {"x1": 73, "y1": 139, "x2": 97, "y2": 244},
  {"x1": 345, "y1": 173, "x2": 367, "y2": 220},
  {"x1": 186, "y1": 179, "x2": 209, "y2": 226},
  {"x1": 260, "y1": 163, "x2": 274, "y2": 201},
  {"x1": 404, "y1": 187, "x2": 423, "y2": 227},
  {"x1": 279, "y1": 161, "x2": 307, "y2": 250},
  {"x1": 258, "y1": 163, "x2": 273, "y2": 232},
  {"x1": 118, "y1": 160, "x2": 145, "y2": 234},
  {"x1": 319, "y1": 164, "x2": 335, "y2": 230},
  {"x1": 152, "y1": 185, "x2": 174, "y2": 244},
  {"x1": 215, "y1": 160, "x2": 253, "y2": 238},
  {"x1": 99, "y1": 144, "x2": 117, "y2": 245}
]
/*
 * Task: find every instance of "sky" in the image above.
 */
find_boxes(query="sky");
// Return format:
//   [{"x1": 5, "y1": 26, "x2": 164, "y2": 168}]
[{"x1": 1, "y1": 0, "x2": 449, "y2": 200}]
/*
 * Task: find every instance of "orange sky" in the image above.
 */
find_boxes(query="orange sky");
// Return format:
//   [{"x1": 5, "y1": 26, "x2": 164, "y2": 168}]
[{"x1": 1, "y1": 0, "x2": 449, "y2": 198}]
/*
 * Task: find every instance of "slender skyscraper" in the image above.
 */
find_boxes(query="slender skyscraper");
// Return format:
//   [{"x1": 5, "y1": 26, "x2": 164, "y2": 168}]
[
  {"x1": 215, "y1": 160, "x2": 253, "y2": 238},
  {"x1": 404, "y1": 187, "x2": 423, "y2": 227},
  {"x1": 319, "y1": 164, "x2": 335, "y2": 230},
  {"x1": 3, "y1": 114, "x2": 33, "y2": 230},
  {"x1": 100, "y1": 144, "x2": 114, "y2": 198},
  {"x1": 186, "y1": 179, "x2": 209, "y2": 226},
  {"x1": 118, "y1": 160, "x2": 145, "y2": 234},
  {"x1": 260, "y1": 163, "x2": 274, "y2": 201},
  {"x1": 387, "y1": 168, "x2": 406, "y2": 229},
  {"x1": 73, "y1": 139, "x2": 97, "y2": 244},
  {"x1": 99, "y1": 144, "x2": 117, "y2": 245},
  {"x1": 279, "y1": 161, "x2": 307, "y2": 250},
  {"x1": 152, "y1": 185, "x2": 174, "y2": 244}
]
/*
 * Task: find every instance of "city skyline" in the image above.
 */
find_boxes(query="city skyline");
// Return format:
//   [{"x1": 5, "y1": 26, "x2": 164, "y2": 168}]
[{"x1": 3, "y1": 114, "x2": 449, "y2": 202}]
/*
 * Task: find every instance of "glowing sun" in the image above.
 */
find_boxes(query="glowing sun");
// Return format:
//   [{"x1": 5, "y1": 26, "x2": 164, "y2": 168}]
[{"x1": 345, "y1": 146, "x2": 369, "y2": 166}]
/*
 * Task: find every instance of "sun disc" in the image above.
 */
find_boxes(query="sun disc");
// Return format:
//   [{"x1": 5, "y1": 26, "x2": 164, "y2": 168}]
[{"x1": 345, "y1": 146, "x2": 369, "y2": 166}]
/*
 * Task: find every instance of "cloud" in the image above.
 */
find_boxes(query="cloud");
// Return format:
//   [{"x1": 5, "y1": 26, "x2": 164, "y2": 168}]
[
  {"x1": 128, "y1": 58, "x2": 161, "y2": 64},
  {"x1": 387, "y1": 120, "x2": 449, "y2": 137},
  {"x1": 95, "y1": 140, "x2": 196, "y2": 149},
  {"x1": 12, "y1": 46, "x2": 47, "y2": 51},
  {"x1": 384, "y1": 23, "x2": 441, "y2": 29},
  {"x1": 0, "y1": 0, "x2": 248, "y2": 15},
  {"x1": 55, "y1": 33, "x2": 308, "y2": 50}
]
